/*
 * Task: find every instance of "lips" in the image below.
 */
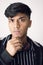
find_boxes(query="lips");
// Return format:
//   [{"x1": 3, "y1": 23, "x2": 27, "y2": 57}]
[
  {"x1": 13, "y1": 31, "x2": 20, "y2": 34},
  {"x1": 12, "y1": 30, "x2": 21, "y2": 38}
]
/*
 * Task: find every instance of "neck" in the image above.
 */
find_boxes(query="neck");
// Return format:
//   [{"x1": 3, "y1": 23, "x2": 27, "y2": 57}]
[
  {"x1": 20, "y1": 35, "x2": 27, "y2": 45},
  {"x1": 20, "y1": 35, "x2": 30, "y2": 50}
]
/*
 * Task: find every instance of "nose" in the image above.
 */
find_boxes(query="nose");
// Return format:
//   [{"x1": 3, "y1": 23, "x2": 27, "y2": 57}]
[{"x1": 14, "y1": 21, "x2": 20, "y2": 29}]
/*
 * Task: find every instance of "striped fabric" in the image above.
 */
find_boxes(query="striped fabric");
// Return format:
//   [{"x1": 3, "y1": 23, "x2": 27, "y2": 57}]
[{"x1": 11, "y1": 49, "x2": 34, "y2": 65}]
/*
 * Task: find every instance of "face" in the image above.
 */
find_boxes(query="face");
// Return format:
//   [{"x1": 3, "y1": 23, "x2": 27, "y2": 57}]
[{"x1": 8, "y1": 13, "x2": 32, "y2": 38}]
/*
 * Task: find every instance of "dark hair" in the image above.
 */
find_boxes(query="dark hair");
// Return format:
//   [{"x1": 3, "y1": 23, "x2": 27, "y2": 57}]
[{"x1": 5, "y1": 2, "x2": 32, "y2": 19}]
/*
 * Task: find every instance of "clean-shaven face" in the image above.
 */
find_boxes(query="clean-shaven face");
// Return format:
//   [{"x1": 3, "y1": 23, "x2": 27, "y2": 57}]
[{"x1": 8, "y1": 13, "x2": 31, "y2": 38}]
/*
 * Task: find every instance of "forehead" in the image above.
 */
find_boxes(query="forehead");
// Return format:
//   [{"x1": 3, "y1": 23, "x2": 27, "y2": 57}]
[{"x1": 8, "y1": 13, "x2": 28, "y2": 19}]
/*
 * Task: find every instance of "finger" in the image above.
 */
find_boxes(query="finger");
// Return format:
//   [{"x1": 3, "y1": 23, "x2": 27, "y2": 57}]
[
  {"x1": 12, "y1": 36, "x2": 21, "y2": 41},
  {"x1": 9, "y1": 39, "x2": 22, "y2": 44},
  {"x1": 14, "y1": 43, "x2": 23, "y2": 47},
  {"x1": 15, "y1": 45, "x2": 23, "y2": 51},
  {"x1": 14, "y1": 40, "x2": 22, "y2": 44}
]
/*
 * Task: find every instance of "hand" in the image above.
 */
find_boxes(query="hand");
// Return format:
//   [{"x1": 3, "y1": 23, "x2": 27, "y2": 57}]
[{"x1": 6, "y1": 37, "x2": 23, "y2": 56}]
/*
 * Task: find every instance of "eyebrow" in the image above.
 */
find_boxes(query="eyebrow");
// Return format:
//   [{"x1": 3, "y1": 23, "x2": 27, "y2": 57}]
[
  {"x1": 9, "y1": 16, "x2": 27, "y2": 21},
  {"x1": 19, "y1": 16, "x2": 27, "y2": 19}
]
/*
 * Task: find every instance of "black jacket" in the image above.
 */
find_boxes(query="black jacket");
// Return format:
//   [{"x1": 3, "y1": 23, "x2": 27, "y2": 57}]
[{"x1": 0, "y1": 34, "x2": 43, "y2": 65}]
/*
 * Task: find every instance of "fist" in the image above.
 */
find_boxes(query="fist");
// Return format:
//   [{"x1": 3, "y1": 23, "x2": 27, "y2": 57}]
[{"x1": 6, "y1": 37, "x2": 23, "y2": 56}]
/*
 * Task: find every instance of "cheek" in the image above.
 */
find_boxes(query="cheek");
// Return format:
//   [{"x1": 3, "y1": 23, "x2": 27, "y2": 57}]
[
  {"x1": 21, "y1": 24, "x2": 28, "y2": 33},
  {"x1": 9, "y1": 24, "x2": 13, "y2": 32}
]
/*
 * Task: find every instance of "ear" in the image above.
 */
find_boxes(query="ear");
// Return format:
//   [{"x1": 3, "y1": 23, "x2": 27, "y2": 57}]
[{"x1": 28, "y1": 20, "x2": 32, "y2": 28}]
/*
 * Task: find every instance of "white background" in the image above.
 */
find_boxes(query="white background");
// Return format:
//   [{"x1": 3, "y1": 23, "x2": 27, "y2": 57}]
[{"x1": 0, "y1": 0, "x2": 43, "y2": 45}]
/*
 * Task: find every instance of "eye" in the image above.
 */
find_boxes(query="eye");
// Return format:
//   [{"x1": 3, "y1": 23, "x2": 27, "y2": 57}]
[
  {"x1": 11, "y1": 19, "x2": 14, "y2": 22},
  {"x1": 19, "y1": 18, "x2": 26, "y2": 22},
  {"x1": 9, "y1": 19, "x2": 14, "y2": 22}
]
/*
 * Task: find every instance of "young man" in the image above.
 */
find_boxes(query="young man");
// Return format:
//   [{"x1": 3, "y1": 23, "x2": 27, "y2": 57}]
[{"x1": 0, "y1": 2, "x2": 43, "y2": 65}]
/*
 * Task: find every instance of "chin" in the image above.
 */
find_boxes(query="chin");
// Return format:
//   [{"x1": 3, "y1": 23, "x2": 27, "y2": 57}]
[{"x1": 12, "y1": 34, "x2": 22, "y2": 38}]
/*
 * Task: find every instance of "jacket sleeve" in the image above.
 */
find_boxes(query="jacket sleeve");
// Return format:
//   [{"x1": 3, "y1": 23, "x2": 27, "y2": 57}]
[{"x1": 0, "y1": 40, "x2": 13, "y2": 65}]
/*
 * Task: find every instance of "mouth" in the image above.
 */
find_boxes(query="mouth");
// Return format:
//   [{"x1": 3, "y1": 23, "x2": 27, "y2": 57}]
[{"x1": 13, "y1": 31, "x2": 20, "y2": 35}]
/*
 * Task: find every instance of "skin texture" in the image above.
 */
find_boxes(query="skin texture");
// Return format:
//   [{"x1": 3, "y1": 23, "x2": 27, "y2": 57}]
[{"x1": 6, "y1": 13, "x2": 32, "y2": 56}]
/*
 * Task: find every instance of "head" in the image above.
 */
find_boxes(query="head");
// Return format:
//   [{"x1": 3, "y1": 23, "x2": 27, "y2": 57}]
[{"x1": 4, "y1": 2, "x2": 32, "y2": 38}]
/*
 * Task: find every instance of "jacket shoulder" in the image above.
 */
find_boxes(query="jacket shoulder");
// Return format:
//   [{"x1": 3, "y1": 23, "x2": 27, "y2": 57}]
[{"x1": 33, "y1": 41, "x2": 43, "y2": 47}]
